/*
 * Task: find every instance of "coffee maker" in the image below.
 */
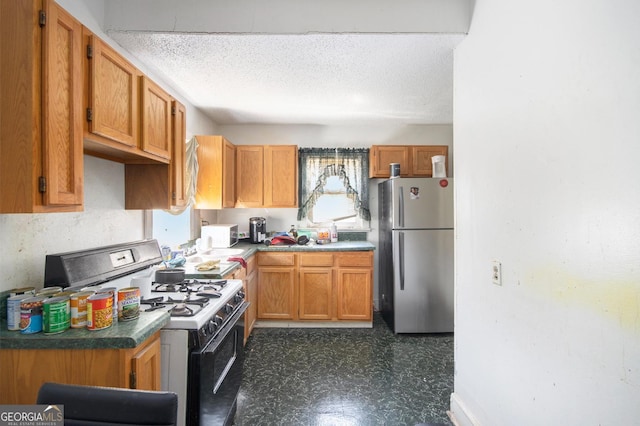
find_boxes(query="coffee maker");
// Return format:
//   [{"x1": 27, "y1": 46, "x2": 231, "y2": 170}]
[{"x1": 249, "y1": 217, "x2": 266, "y2": 244}]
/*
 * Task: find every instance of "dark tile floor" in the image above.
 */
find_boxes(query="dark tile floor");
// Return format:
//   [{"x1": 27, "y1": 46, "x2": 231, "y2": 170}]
[{"x1": 235, "y1": 313, "x2": 454, "y2": 426}]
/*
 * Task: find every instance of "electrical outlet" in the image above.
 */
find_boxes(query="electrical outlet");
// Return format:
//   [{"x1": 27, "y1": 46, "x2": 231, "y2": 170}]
[{"x1": 492, "y1": 261, "x2": 502, "y2": 286}]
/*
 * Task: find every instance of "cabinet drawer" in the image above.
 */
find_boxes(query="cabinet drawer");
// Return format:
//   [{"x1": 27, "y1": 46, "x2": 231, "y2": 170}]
[
  {"x1": 336, "y1": 253, "x2": 373, "y2": 267},
  {"x1": 299, "y1": 253, "x2": 334, "y2": 267},
  {"x1": 258, "y1": 252, "x2": 296, "y2": 266}
]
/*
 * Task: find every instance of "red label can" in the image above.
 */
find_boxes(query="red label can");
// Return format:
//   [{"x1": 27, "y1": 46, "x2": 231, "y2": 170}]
[{"x1": 86, "y1": 293, "x2": 113, "y2": 330}]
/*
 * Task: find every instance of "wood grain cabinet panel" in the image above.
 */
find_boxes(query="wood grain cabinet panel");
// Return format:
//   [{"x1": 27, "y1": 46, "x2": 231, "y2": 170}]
[
  {"x1": 370, "y1": 145, "x2": 448, "y2": 178},
  {"x1": 140, "y1": 76, "x2": 172, "y2": 160},
  {"x1": 195, "y1": 135, "x2": 236, "y2": 209},
  {"x1": 1, "y1": 0, "x2": 83, "y2": 213},
  {"x1": 236, "y1": 145, "x2": 297, "y2": 208},
  {"x1": 86, "y1": 33, "x2": 138, "y2": 148},
  {"x1": 299, "y1": 268, "x2": 333, "y2": 320},
  {"x1": 235, "y1": 145, "x2": 264, "y2": 207},
  {"x1": 0, "y1": 332, "x2": 162, "y2": 404},
  {"x1": 171, "y1": 100, "x2": 187, "y2": 207},
  {"x1": 370, "y1": 145, "x2": 410, "y2": 177}
]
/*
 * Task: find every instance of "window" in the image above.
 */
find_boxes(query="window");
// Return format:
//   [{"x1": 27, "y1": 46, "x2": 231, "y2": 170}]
[{"x1": 297, "y1": 148, "x2": 371, "y2": 228}]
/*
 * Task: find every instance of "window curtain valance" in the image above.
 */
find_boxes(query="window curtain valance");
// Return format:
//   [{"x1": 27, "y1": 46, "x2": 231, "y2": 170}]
[{"x1": 297, "y1": 147, "x2": 371, "y2": 222}]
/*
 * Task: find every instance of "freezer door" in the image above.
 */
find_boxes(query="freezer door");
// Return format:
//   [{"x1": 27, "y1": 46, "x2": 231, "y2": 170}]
[
  {"x1": 393, "y1": 229, "x2": 453, "y2": 333},
  {"x1": 389, "y1": 178, "x2": 453, "y2": 229}
]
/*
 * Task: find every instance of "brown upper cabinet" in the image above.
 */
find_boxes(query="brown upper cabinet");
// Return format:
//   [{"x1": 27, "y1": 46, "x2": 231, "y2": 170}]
[
  {"x1": 369, "y1": 145, "x2": 448, "y2": 178},
  {"x1": 83, "y1": 29, "x2": 171, "y2": 164},
  {"x1": 1, "y1": 0, "x2": 84, "y2": 213},
  {"x1": 195, "y1": 135, "x2": 236, "y2": 209},
  {"x1": 236, "y1": 145, "x2": 298, "y2": 208},
  {"x1": 140, "y1": 76, "x2": 172, "y2": 160},
  {"x1": 124, "y1": 100, "x2": 186, "y2": 210}
]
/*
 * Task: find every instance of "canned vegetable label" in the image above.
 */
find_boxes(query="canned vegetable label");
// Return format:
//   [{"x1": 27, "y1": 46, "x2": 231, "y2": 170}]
[
  {"x1": 20, "y1": 296, "x2": 46, "y2": 334},
  {"x1": 70, "y1": 291, "x2": 93, "y2": 328},
  {"x1": 97, "y1": 287, "x2": 118, "y2": 320},
  {"x1": 43, "y1": 296, "x2": 71, "y2": 334},
  {"x1": 7, "y1": 294, "x2": 31, "y2": 331},
  {"x1": 86, "y1": 293, "x2": 113, "y2": 330},
  {"x1": 118, "y1": 287, "x2": 140, "y2": 321}
]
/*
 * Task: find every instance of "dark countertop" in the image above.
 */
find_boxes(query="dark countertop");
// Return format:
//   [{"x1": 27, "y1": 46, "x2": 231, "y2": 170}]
[
  {"x1": 0, "y1": 311, "x2": 169, "y2": 350},
  {"x1": 184, "y1": 240, "x2": 375, "y2": 279}
]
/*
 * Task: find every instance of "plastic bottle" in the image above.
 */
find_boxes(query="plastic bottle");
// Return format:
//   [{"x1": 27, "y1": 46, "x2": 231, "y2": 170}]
[
  {"x1": 330, "y1": 223, "x2": 338, "y2": 243},
  {"x1": 289, "y1": 224, "x2": 298, "y2": 238}
]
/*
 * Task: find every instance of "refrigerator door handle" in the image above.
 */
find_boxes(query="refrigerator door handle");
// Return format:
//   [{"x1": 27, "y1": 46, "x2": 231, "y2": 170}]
[
  {"x1": 399, "y1": 186, "x2": 405, "y2": 228},
  {"x1": 399, "y1": 231, "x2": 405, "y2": 290}
]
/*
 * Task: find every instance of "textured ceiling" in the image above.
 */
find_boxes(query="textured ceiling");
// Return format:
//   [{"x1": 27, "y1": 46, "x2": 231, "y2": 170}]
[{"x1": 108, "y1": 31, "x2": 465, "y2": 125}]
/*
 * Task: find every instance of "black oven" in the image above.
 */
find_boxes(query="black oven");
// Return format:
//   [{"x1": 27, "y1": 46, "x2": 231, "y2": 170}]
[{"x1": 187, "y1": 302, "x2": 248, "y2": 426}]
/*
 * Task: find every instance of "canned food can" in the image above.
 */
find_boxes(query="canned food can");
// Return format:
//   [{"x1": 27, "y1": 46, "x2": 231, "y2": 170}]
[
  {"x1": 96, "y1": 287, "x2": 118, "y2": 320},
  {"x1": 43, "y1": 296, "x2": 71, "y2": 334},
  {"x1": 7, "y1": 294, "x2": 31, "y2": 330},
  {"x1": 9, "y1": 287, "x2": 36, "y2": 297},
  {"x1": 86, "y1": 293, "x2": 113, "y2": 330},
  {"x1": 36, "y1": 286, "x2": 63, "y2": 297},
  {"x1": 118, "y1": 287, "x2": 140, "y2": 321},
  {"x1": 70, "y1": 291, "x2": 93, "y2": 328},
  {"x1": 20, "y1": 296, "x2": 46, "y2": 334},
  {"x1": 390, "y1": 162, "x2": 400, "y2": 178}
]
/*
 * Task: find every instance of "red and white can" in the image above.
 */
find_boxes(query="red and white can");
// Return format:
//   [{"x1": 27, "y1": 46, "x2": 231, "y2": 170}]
[{"x1": 86, "y1": 293, "x2": 113, "y2": 330}]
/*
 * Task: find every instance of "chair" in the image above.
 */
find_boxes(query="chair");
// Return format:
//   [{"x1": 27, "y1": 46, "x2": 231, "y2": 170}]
[{"x1": 37, "y1": 382, "x2": 178, "y2": 426}]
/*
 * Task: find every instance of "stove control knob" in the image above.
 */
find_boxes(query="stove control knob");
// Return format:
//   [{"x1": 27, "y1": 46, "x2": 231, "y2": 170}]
[
  {"x1": 214, "y1": 315, "x2": 223, "y2": 326},
  {"x1": 224, "y1": 303, "x2": 234, "y2": 314},
  {"x1": 207, "y1": 319, "x2": 217, "y2": 334},
  {"x1": 234, "y1": 292, "x2": 244, "y2": 303}
]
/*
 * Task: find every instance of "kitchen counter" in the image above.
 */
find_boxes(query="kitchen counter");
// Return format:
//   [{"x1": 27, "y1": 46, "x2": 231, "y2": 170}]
[
  {"x1": 0, "y1": 311, "x2": 169, "y2": 350},
  {"x1": 184, "y1": 240, "x2": 375, "y2": 279}
]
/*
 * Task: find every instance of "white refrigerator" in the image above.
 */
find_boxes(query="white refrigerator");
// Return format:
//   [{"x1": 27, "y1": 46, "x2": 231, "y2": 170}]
[{"x1": 378, "y1": 177, "x2": 454, "y2": 333}]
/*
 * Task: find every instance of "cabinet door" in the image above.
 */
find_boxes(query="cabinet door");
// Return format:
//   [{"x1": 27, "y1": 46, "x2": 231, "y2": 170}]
[
  {"x1": 337, "y1": 268, "x2": 372, "y2": 320},
  {"x1": 87, "y1": 34, "x2": 138, "y2": 147},
  {"x1": 411, "y1": 145, "x2": 448, "y2": 177},
  {"x1": 130, "y1": 334, "x2": 161, "y2": 390},
  {"x1": 257, "y1": 267, "x2": 296, "y2": 320},
  {"x1": 236, "y1": 145, "x2": 264, "y2": 207},
  {"x1": 264, "y1": 145, "x2": 297, "y2": 207},
  {"x1": 369, "y1": 146, "x2": 410, "y2": 178},
  {"x1": 222, "y1": 138, "x2": 236, "y2": 208},
  {"x1": 171, "y1": 100, "x2": 187, "y2": 207},
  {"x1": 42, "y1": 0, "x2": 83, "y2": 207},
  {"x1": 140, "y1": 76, "x2": 172, "y2": 159},
  {"x1": 244, "y1": 256, "x2": 258, "y2": 344},
  {"x1": 299, "y1": 268, "x2": 333, "y2": 320}
]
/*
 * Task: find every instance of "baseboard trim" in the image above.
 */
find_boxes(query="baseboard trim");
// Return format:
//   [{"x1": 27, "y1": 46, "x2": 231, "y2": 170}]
[
  {"x1": 255, "y1": 320, "x2": 373, "y2": 329},
  {"x1": 450, "y1": 393, "x2": 481, "y2": 426}
]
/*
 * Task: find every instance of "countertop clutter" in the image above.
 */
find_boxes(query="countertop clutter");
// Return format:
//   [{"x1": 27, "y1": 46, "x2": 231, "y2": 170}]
[{"x1": 184, "y1": 240, "x2": 375, "y2": 279}]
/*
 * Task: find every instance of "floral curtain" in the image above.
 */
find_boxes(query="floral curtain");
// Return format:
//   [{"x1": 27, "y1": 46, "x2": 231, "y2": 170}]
[{"x1": 297, "y1": 148, "x2": 371, "y2": 221}]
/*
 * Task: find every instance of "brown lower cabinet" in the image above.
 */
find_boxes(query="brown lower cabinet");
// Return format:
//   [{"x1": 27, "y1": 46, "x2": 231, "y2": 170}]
[
  {"x1": 224, "y1": 254, "x2": 258, "y2": 345},
  {"x1": 0, "y1": 331, "x2": 161, "y2": 405},
  {"x1": 257, "y1": 251, "x2": 373, "y2": 322}
]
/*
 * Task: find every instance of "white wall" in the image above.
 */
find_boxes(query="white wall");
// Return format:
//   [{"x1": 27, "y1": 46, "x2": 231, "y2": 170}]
[
  {"x1": 205, "y1": 123, "x2": 453, "y2": 308},
  {"x1": 451, "y1": 0, "x2": 640, "y2": 424},
  {"x1": 0, "y1": 1, "x2": 216, "y2": 293}
]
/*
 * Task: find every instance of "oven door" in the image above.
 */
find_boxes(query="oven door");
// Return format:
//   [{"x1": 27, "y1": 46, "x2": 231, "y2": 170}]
[{"x1": 188, "y1": 302, "x2": 248, "y2": 426}]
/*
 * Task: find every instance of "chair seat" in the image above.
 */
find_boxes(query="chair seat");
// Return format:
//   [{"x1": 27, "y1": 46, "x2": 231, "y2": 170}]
[{"x1": 37, "y1": 382, "x2": 178, "y2": 426}]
